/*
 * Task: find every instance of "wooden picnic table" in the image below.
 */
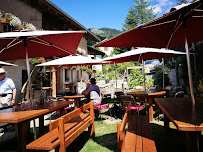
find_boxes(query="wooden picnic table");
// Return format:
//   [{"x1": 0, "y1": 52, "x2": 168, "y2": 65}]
[
  {"x1": 155, "y1": 98, "x2": 203, "y2": 152},
  {"x1": 63, "y1": 94, "x2": 85, "y2": 108},
  {"x1": 127, "y1": 90, "x2": 166, "y2": 121},
  {"x1": 0, "y1": 100, "x2": 73, "y2": 152}
]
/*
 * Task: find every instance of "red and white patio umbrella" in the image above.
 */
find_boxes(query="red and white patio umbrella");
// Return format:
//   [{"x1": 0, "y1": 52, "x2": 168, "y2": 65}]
[
  {"x1": 95, "y1": 0, "x2": 203, "y2": 104},
  {"x1": 36, "y1": 55, "x2": 108, "y2": 93},
  {"x1": 102, "y1": 48, "x2": 186, "y2": 90},
  {"x1": 0, "y1": 30, "x2": 85, "y2": 60},
  {"x1": 0, "y1": 61, "x2": 18, "y2": 66},
  {"x1": 0, "y1": 30, "x2": 86, "y2": 101},
  {"x1": 36, "y1": 55, "x2": 106, "y2": 67}
]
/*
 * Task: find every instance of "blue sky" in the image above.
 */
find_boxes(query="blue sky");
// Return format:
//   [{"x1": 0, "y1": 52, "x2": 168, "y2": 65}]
[{"x1": 50, "y1": 0, "x2": 178, "y2": 31}]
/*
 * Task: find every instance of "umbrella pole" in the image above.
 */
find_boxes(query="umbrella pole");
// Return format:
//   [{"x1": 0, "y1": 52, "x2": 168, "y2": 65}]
[
  {"x1": 25, "y1": 45, "x2": 33, "y2": 104},
  {"x1": 114, "y1": 62, "x2": 117, "y2": 91},
  {"x1": 185, "y1": 37, "x2": 195, "y2": 105},
  {"x1": 142, "y1": 58, "x2": 146, "y2": 91},
  {"x1": 162, "y1": 58, "x2": 165, "y2": 89}
]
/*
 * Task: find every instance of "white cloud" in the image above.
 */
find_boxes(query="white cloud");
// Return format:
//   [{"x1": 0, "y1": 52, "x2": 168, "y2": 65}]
[
  {"x1": 168, "y1": 1, "x2": 174, "y2": 6},
  {"x1": 153, "y1": 4, "x2": 162, "y2": 14},
  {"x1": 157, "y1": 0, "x2": 169, "y2": 6},
  {"x1": 149, "y1": 0, "x2": 176, "y2": 15}
]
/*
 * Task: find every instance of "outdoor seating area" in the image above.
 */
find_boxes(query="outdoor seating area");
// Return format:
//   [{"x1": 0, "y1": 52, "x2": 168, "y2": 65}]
[{"x1": 0, "y1": 0, "x2": 203, "y2": 152}]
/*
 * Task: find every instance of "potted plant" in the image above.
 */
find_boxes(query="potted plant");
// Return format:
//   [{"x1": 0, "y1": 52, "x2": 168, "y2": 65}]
[
  {"x1": 29, "y1": 57, "x2": 46, "y2": 65},
  {"x1": 23, "y1": 22, "x2": 37, "y2": 31},
  {"x1": 9, "y1": 16, "x2": 22, "y2": 28}
]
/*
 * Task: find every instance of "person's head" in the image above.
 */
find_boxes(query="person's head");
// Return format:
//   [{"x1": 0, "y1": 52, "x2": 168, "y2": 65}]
[
  {"x1": 65, "y1": 88, "x2": 70, "y2": 92},
  {"x1": 0, "y1": 68, "x2": 6, "y2": 80},
  {"x1": 90, "y1": 78, "x2": 96, "y2": 84}
]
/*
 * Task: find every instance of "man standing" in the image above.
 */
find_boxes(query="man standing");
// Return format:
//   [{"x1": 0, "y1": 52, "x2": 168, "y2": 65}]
[
  {"x1": 0, "y1": 68, "x2": 16, "y2": 108},
  {"x1": 82, "y1": 78, "x2": 101, "y2": 105}
]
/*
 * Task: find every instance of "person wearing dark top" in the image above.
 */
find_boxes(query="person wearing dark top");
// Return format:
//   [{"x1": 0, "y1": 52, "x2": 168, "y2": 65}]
[
  {"x1": 82, "y1": 78, "x2": 101, "y2": 105},
  {"x1": 63, "y1": 88, "x2": 76, "y2": 96}
]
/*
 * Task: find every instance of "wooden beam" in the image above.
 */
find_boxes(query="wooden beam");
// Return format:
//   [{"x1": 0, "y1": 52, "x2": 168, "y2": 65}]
[
  {"x1": 52, "y1": 67, "x2": 56, "y2": 97},
  {"x1": 57, "y1": 67, "x2": 60, "y2": 94}
]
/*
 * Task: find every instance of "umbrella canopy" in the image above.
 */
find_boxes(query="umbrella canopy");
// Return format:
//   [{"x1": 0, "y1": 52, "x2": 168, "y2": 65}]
[
  {"x1": 95, "y1": 1, "x2": 203, "y2": 104},
  {"x1": 0, "y1": 30, "x2": 86, "y2": 100},
  {"x1": 36, "y1": 55, "x2": 106, "y2": 67},
  {"x1": 95, "y1": 0, "x2": 203, "y2": 48},
  {"x1": 0, "y1": 30, "x2": 86, "y2": 60},
  {"x1": 102, "y1": 48, "x2": 186, "y2": 63},
  {"x1": 102, "y1": 48, "x2": 186, "y2": 91},
  {"x1": 0, "y1": 61, "x2": 18, "y2": 66}
]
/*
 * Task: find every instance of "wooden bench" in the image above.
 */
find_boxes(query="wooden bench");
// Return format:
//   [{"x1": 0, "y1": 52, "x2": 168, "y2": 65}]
[
  {"x1": 117, "y1": 111, "x2": 157, "y2": 152},
  {"x1": 26, "y1": 102, "x2": 95, "y2": 152}
]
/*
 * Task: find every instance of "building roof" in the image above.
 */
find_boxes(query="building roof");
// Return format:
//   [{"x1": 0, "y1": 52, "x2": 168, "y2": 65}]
[
  {"x1": 26, "y1": 0, "x2": 100, "y2": 42},
  {"x1": 87, "y1": 46, "x2": 105, "y2": 57}
]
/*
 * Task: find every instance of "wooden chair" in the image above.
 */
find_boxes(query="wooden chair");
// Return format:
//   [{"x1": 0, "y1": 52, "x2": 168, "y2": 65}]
[
  {"x1": 120, "y1": 95, "x2": 145, "y2": 116},
  {"x1": 114, "y1": 91, "x2": 124, "y2": 105},
  {"x1": 117, "y1": 112, "x2": 157, "y2": 152},
  {"x1": 93, "y1": 93, "x2": 112, "y2": 120}
]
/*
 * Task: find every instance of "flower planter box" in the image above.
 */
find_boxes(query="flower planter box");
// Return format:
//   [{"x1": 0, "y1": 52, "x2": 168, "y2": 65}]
[
  {"x1": 17, "y1": 25, "x2": 24, "y2": 30},
  {"x1": 1, "y1": 18, "x2": 9, "y2": 24}
]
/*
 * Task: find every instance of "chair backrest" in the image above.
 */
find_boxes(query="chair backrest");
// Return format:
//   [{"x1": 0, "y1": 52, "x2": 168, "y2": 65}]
[
  {"x1": 115, "y1": 91, "x2": 124, "y2": 102},
  {"x1": 90, "y1": 91, "x2": 101, "y2": 105},
  {"x1": 120, "y1": 95, "x2": 135, "y2": 107},
  {"x1": 102, "y1": 94, "x2": 111, "y2": 104}
]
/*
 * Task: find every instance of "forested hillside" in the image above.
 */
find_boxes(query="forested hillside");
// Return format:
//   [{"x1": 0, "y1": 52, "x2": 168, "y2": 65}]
[{"x1": 88, "y1": 28, "x2": 120, "y2": 46}]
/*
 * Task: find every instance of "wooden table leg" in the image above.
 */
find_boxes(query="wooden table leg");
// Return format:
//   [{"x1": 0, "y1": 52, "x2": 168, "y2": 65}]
[
  {"x1": 60, "y1": 107, "x2": 65, "y2": 116},
  {"x1": 185, "y1": 131, "x2": 200, "y2": 152},
  {"x1": 74, "y1": 99, "x2": 78, "y2": 109},
  {"x1": 148, "y1": 97, "x2": 154, "y2": 121},
  {"x1": 164, "y1": 114, "x2": 169, "y2": 131},
  {"x1": 163, "y1": 114, "x2": 170, "y2": 151},
  {"x1": 16, "y1": 121, "x2": 27, "y2": 152},
  {"x1": 39, "y1": 115, "x2": 44, "y2": 136}
]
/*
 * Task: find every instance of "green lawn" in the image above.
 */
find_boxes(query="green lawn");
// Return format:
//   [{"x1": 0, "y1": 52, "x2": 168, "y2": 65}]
[
  {"x1": 65, "y1": 109, "x2": 203, "y2": 152},
  {"x1": 80, "y1": 120, "x2": 118, "y2": 152}
]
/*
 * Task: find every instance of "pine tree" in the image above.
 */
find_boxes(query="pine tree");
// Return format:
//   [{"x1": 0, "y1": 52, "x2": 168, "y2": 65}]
[
  {"x1": 176, "y1": 0, "x2": 189, "y2": 5},
  {"x1": 122, "y1": 0, "x2": 157, "y2": 31}
]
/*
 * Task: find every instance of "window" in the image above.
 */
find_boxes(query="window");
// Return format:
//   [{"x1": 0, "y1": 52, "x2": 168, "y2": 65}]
[{"x1": 104, "y1": 47, "x2": 108, "y2": 51}]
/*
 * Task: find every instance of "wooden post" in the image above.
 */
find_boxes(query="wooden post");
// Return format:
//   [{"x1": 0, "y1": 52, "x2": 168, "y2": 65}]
[
  {"x1": 56, "y1": 67, "x2": 60, "y2": 94},
  {"x1": 80, "y1": 70, "x2": 82, "y2": 81},
  {"x1": 0, "y1": 23, "x2": 2, "y2": 33},
  {"x1": 148, "y1": 96, "x2": 154, "y2": 122},
  {"x1": 58, "y1": 118, "x2": 65, "y2": 152},
  {"x1": 25, "y1": 82, "x2": 30, "y2": 100},
  {"x1": 49, "y1": 66, "x2": 52, "y2": 96},
  {"x1": 52, "y1": 67, "x2": 56, "y2": 98},
  {"x1": 71, "y1": 70, "x2": 73, "y2": 82},
  {"x1": 89, "y1": 102, "x2": 95, "y2": 138}
]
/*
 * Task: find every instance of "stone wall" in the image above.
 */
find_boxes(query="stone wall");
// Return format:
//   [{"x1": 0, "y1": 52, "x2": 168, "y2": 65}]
[
  {"x1": 3, "y1": 60, "x2": 30, "y2": 102},
  {"x1": 1, "y1": 0, "x2": 42, "y2": 29}
]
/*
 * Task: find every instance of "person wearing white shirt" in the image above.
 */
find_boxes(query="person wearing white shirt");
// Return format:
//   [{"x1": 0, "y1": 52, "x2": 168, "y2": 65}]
[
  {"x1": 82, "y1": 78, "x2": 101, "y2": 105},
  {"x1": 0, "y1": 68, "x2": 16, "y2": 108}
]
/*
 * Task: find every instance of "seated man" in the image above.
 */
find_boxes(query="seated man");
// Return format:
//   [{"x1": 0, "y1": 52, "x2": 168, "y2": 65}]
[
  {"x1": 63, "y1": 87, "x2": 76, "y2": 96},
  {"x1": 82, "y1": 78, "x2": 101, "y2": 105}
]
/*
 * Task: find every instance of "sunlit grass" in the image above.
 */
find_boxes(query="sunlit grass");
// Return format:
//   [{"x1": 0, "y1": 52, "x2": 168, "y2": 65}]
[{"x1": 80, "y1": 114, "x2": 119, "y2": 152}]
